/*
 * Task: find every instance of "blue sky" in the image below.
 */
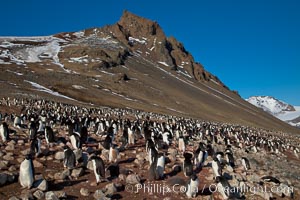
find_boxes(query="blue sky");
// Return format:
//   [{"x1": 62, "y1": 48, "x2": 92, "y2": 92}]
[{"x1": 1, "y1": 0, "x2": 299, "y2": 105}]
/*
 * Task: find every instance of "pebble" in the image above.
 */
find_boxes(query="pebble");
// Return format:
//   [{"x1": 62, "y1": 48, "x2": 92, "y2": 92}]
[
  {"x1": 80, "y1": 188, "x2": 90, "y2": 196},
  {"x1": 33, "y1": 190, "x2": 44, "y2": 199}
]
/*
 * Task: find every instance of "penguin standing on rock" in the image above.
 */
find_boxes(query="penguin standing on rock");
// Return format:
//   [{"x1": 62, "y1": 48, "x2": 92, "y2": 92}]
[
  {"x1": 30, "y1": 137, "x2": 41, "y2": 157},
  {"x1": 29, "y1": 121, "x2": 37, "y2": 140},
  {"x1": 186, "y1": 174, "x2": 199, "y2": 198},
  {"x1": 178, "y1": 136, "x2": 186, "y2": 154},
  {"x1": 194, "y1": 144, "x2": 207, "y2": 169},
  {"x1": 109, "y1": 144, "x2": 119, "y2": 163},
  {"x1": 212, "y1": 156, "x2": 222, "y2": 179},
  {"x1": 70, "y1": 132, "x2": 81, "y2": 150},
  {"x1": 19, "y1": 154, "x2": 35, "y2": 189},
  {"x1": 80, "y1": 126, "x2": 88, "y2": 144},
  {"x1": 107, "y1": 164, "x2": 120, "y2": 179},
  {"x1": 156, "y1": 153, "x2": 165, "y2": 179},
  {"x1": 225, "y1": 150, "x2": 235, "y2": 168},
  {"x1": 241, "y1": 157, "x2": 251, "y2": 171},
  {"x1": 183, "y1": 152, "x2": 193, "y2": 177},
  {"x1": 89, "y1": 155, "x2": 106, "y2": 184},
  {"x1": 45, "y1": 126, "x2": 55, "y2": 145},
  {"x1": 102, "y1": 134, "x2": 112, "y2": 150},
  {"x1": 0, "y1": 122, "x2": 9, "y2": 142},
  {"x1": 216, "y1": 176, "x2": 231, "y2": 200},
  {"x1": 148, "y1": 145, "x2": 158, "y2": 166},
  {"x1": 63, "y1": 146, "x2": 76, "y2": 169}
]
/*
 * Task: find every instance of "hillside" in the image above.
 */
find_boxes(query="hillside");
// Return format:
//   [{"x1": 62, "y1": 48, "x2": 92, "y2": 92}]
[{"x1": 0, "y1": 11, "x2": 299, "y2": 134}]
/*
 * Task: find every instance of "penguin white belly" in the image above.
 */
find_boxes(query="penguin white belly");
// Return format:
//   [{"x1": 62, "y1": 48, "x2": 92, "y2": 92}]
[
  {"x1": 0, "y1": 125, "x2": 6, "y2": 142},
  {"x1": 156, "y1": 156, "x2": 165, "y2": 178},
  {"x1": 19, "y1": 160, "x2": 34, "y2": 189},
  {"x1": 197, "y1": 151, "x2": 204, "y2": 167},
  {"x1": 148, "y1": 149, "x2": 154, "y2": 165},
  {"x1": 241, "y1": 159, "x2": 247, "y2": 171},
  {"x1": 178, "y1": 138, "x2": 185, "y2": 153},
  {"x1": 212, "y1": 161, "x2": 221, "y2": 177},
  {"x1": 70, "y1": 135, "x2": 78, "y2": 150},
  {"x1": 186, "y1": 179, "x2": 199, "y2": 198},
  {"x1": 217, "y1": 182, "x2": 229, "y2": 199},
  {"x1": 128, "y1": 130, "x2": 134, "y2": 144},
  {"x1": 92, "y1": 160, "x2": 100, "y2": 183},
  {"x1": 45, "y1": 131, "x2": 49, "y2": 144},
  {"x1": 163, "y1": 134, "x2": 169, "y2": 145},
  {"x1": 109, "y1": 147, "x2": 118, "y2": 163}
]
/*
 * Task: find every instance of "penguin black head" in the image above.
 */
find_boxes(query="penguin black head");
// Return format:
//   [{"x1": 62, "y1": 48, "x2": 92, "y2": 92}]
[
  {"x1": 191, "y1": 174, "x2": 198, "y2": 181},
  {"x1": 213, "y1": 156, "x2": 219, "y2": 162},
  {"x1": 183, "y1": 152, "x2": 193, "y2": 160},
  {"x1": 25, "y1": 154, "x2": 32, "y2": 160},
  {"x1": 88, "y1": 154, "x2": 97, "y2": 161},
  {"x1": 63, "y1": 145, "x2": 70, "y2": 151}
]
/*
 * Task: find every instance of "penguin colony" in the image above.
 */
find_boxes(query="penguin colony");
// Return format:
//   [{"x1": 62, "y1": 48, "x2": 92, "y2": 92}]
[{"x1": 0, "y1": 97, "x2": 298, "y2": 199}]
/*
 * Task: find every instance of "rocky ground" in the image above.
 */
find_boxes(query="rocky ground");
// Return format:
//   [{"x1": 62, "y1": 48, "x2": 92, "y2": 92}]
[{"x1": 0, "y1": 101, "x2": 299, "y2": 200}]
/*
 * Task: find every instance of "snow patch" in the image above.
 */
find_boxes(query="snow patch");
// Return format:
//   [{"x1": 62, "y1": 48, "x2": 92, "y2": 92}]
[
  {"x1": 69, "y1": 55, "x2": 89, "y2": 63},
  {"x1": 277, "y1": 106, "x2": 300, "y2": 121},
  {"x1": 177, "y1": 70, "x2": 192, "y2": 79},
  {"x1": 73, "y1": 31, "x2": 85, "y2": 38},
  {"x1": 24, "y1": 80, "x2": 76, "y2": 101},
  {"x1": 100, "y1": 70, "x2": 114, "y2": 76},
  {"x1": 6, "y1": 70, "x2": 23, "y2": 76},
  {"x1": 157, "y1": 61, "x2": 169, "y2": 67},
  {"x1": 72, "y1": 85, "x2": 86, "y2": 90},
  {"x1": 128, "y1": 37, "x2": 147, "y2": 45}
]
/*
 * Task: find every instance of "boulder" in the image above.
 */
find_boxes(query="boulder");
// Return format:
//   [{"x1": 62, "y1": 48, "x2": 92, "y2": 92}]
[
  {"x1": 126, "y1": 174, "x2": 141, "y2": 185},
  {"x1": 54, "y1": 152, "x2": 64, "y2": 160},
  {"x1": 45, "y1": 191, "x2": 59, "y2": 200},
  {"x1": 71, "y1": 167, "x2": 84, "y2": 178}
]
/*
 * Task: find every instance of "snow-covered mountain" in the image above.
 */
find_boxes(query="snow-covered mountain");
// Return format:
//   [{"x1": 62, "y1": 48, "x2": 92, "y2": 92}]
[{"x1": 247, "y1": 96, "x2": 300, "y2": 127}]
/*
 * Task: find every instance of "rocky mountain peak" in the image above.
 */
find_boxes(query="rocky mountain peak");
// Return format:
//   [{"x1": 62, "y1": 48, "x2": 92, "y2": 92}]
[
  {"x1": 118, "y1": 10, "x2": 165, "y2": 38},
  {"x1": 103, "y1": 11, "x2": 226, "y2": 87}
]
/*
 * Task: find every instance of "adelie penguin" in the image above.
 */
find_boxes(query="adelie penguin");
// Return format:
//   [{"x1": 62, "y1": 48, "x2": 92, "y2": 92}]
[
  {"x1": 19, "y1": 154, "x2": 35, "y2": 189},
  {"x1": 178, "y1": 136, "x2": 186, "y2": 154},
  {"x1": 29, "y1": 120, "x2": 37, "y2": 140},
  {"x1": 216, "y1": 176, "x2": 231, "y2": 200},
  {"x1": 149, "y1": 152, "x2": 165, "y2": 180},
  {"x1": 225, "y1": 150, "x2": 235, "y2": 168},
  {"x1": 102, "y1": 134, "x2": 112, "y2": 150},
  {"x1": 156, "y1": 152, "x2": 165, "y2": 179},
  {"x1": 194, "y1": 145, "x2": 207, "y2": 170},
  {"x1": 63, "y1": 146, "x2": 76, "y2": 169},
  {"x1": 89, "y1": 154, "x2": 106, "y2": 184},
  {"x1": 241, "y1": 157, "x2": 250, "y2": 171},
  {"x1": 107, "y1": 163, "x2": 120, "y2": 179},
  {"x1": 183, "y1": 152, "x2": 193, "y2": 177},
  {"x1": 80, "y1": 126, "x2": 88, "y2": 144},
  {"x1": 30, "y1": 137, "x2": 41, "y2": 157},
  {"x1": 0, "y1": 122, "x2": 9, "y2": 142},
  {"x1": 109, "y1": 144, "x2": 119, "y2": 163},
  {"x1": 186, "y1": 174, "x2": 199, "y2": 198},
  {"x1": 127, "y1": 126, "x2": 135, "y2": 145},
  {"x1": 70, "y1": 132, "x2": 81, "y2": 150},
  {"x1": 147, "y1": 143, "x2": 158, "y2": 166},
  {"x1": 45, "y1": 126, "x2": 55, "y2": 145},
  {"x1": 212, "y1": 156, "x2": 222, "y2": 179}
]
